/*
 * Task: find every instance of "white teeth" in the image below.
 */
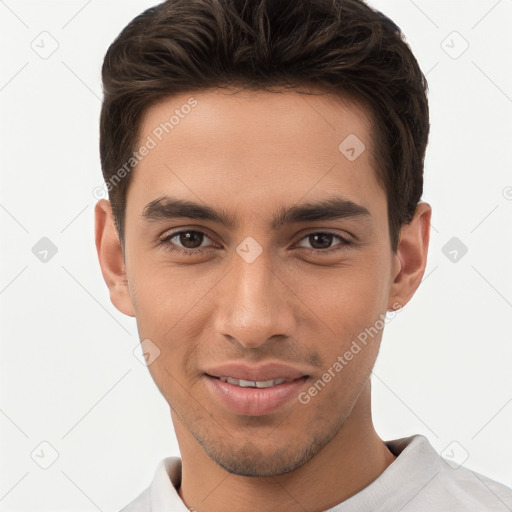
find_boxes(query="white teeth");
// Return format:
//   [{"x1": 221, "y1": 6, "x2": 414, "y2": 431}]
[
  {"x1": 238, "y1": 378, "x2": 255, "y2": 387},
  {"x1": 219, "y1": 377, "x2": 287, "y2": 388},
  {"x1": 255, "y1": 379, "x2": 284, "y2": 388}
]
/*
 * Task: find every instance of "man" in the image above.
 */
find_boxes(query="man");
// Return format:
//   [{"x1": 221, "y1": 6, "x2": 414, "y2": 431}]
[{"x1": 94, "y1": 0, "x2": 512, "y2": 510}]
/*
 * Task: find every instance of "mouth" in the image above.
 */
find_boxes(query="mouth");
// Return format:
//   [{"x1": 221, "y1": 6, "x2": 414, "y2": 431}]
[
  {"x1": 215, "y1": 376, "x2": 291, "y2": 388},
  {"x1": 203, "y1": 364, "x2": 310, "y2": 415}
]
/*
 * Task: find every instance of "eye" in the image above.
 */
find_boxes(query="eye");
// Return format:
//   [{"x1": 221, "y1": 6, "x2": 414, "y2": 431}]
[
  {"x1": 296, "y1": 232, "x2": 351, "y2": 254},
  {"x1": 159, "y1": 230, "x2": 216, "y2": 255},
  {"x1": 158, "y1": 229, "x2": 352, "y2": 257}
]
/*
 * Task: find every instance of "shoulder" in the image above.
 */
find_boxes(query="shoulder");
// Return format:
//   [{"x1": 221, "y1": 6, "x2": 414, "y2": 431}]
[
  {"x1": 117, "y1": 456, "x2": 183, "y2": 512},
  {"x1": 118, "y1": 486, "x2": 151, "y2": 512},
  {"x1": 430, "y1": 465, "x2": 512, "y2": 511},
  {"x1": 386, "y1": 435, "x2": 512, "y2": 511}
]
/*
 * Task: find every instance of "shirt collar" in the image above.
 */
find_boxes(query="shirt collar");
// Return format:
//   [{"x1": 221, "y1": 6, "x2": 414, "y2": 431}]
[{"x1": 148, "y1": 434, "x2": 439, "y2": 511}]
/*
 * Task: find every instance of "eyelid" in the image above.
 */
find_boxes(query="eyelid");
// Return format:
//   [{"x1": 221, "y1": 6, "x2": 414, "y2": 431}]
[{"x1": 298, "y1": 228, "x2": 353, "y2": 242}]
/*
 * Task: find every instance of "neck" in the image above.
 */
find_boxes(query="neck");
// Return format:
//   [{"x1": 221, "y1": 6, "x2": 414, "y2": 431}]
[{"x1": 175, "y1": 382, "x2": 395, "y2": 512}]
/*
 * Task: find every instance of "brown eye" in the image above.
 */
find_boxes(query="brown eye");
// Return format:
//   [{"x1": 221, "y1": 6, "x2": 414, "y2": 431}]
[
  {"x1": 297, "y1": 232, "x2": 350, "y2": 252},
  {"x1": 308, "y1": 233, "x2": 336, "y2": 249},
  {"x1": 160, "y1": 230, "x2": 215, "y2": 254},
  {"x1": 176, "y1": 231, "x2": 204, "y2": 249}
]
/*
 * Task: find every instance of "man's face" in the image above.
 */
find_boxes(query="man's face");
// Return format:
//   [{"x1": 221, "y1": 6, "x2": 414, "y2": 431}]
[{"x1": 119, "y1": 88, "x2": 401, "y2": 476}]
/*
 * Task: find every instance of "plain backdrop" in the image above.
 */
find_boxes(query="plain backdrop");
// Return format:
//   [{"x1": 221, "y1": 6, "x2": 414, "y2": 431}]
[{"x1": 1, "y1": 0, "x2": 511, "y2": 510}]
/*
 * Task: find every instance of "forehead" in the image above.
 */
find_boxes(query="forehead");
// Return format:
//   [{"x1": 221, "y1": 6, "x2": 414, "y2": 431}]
[{"x1": 128, "y1": 87, "x2": 385, "y2": 220}]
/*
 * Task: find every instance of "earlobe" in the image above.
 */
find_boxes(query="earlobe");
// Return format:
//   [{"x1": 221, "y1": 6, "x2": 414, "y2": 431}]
[
  {"x1": 94, "y1": 199, "x2": 135, "y2": 317},
  {"x1": 387, "y1": 202, "x2": 432, "y2": 310}
]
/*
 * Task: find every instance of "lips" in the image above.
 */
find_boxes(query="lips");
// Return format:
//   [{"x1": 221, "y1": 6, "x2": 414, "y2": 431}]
[
  {"x1": 204, "y1": 362, "x2": 308, "y2": 382},
  {"x1": 203, "y1": 362, "x2": 310, "y2": 415}
]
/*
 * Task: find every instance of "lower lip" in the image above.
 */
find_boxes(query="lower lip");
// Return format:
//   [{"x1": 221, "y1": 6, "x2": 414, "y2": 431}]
[{"x1": 204, "y1": 375, "x2": 308, "y2": 416}]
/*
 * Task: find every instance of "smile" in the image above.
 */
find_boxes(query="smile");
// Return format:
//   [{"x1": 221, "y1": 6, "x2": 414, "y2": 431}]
[
  {"x1": 217, "y1": 376, "x2": 288, "y2": 388},
  {"x1": 204, "y1": 374, "x2": 309, "y2": 416}
]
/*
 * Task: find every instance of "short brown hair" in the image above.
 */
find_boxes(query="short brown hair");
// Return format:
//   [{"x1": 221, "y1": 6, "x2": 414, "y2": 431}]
[{"x1": 99, "y1": 0, "x2": 429, "y2": 252}]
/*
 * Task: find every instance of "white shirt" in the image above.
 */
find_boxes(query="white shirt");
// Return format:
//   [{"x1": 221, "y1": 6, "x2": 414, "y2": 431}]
[{"x1": 119, "y1": 434, "x2": 512, "y2": 511}]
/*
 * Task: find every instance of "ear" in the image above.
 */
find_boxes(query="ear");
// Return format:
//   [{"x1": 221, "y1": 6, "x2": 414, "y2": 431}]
[
  {"x1": 94, "y1": 199, "x2": 135, "y2": 317},
  {"x1": 388, "y1": 202, "x2": 432, "y2": 310}
]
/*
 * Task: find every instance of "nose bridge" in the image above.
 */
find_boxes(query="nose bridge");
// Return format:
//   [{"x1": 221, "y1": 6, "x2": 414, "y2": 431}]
[{"x1": 215, "y1": 245, "x2": 294, "y2": 348}]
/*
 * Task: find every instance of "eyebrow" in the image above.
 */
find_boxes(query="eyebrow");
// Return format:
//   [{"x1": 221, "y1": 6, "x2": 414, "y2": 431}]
[{"x1": 141, "y1": 195, "x2": 371, "y2": 229}]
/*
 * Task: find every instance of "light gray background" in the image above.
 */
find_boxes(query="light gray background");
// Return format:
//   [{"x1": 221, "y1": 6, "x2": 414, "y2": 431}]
[{"x1": 1, "y1": 0, "x2": 511, "y2": 510}]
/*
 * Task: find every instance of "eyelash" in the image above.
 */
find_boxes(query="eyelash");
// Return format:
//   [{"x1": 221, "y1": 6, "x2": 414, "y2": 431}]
[{"x1": 158, "y1": 230, "x2": 352, "y2": 256}]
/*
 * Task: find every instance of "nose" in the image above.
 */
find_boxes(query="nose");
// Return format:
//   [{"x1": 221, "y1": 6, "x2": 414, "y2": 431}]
[{"x1": 213, "y1": 248, "x2": 296, "y2": 349}]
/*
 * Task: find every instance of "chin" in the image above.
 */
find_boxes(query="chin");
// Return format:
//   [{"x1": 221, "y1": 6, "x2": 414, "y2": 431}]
[{"x1": 195, "y1": 431, "x2": 331, "y2": 477}]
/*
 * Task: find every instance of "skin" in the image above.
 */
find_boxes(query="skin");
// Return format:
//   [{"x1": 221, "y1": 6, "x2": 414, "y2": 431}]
[{"x1": 95, "y1": 87, "x2": 431, "y2": 512}]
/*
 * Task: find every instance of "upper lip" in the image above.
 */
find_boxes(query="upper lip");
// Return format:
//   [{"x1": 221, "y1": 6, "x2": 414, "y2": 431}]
[{"x1": 204, "y1": 362, "x2": 309, "y2": 382}]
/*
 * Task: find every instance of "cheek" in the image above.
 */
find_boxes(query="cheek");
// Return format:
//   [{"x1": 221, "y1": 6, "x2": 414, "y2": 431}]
[
  {"x1": 289, "y1": 264, "x2": 390, "y2": 391},
  {"x1": 128, "y1": 264, "x2": 209, "y2": 382},
  {"x1": 297, "y1": 272, "x2": 386, "y2": 411},
  {"x1": 129, "y1": 257, "x2": 212, "y2": 329},
  {"x1": 293, "y1": 259, "x2": 389, "y2": 335}
]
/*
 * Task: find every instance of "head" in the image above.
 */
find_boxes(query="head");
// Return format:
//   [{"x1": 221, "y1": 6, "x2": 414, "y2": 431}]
[{"x1": 95, "y1": 0, "x2": 431, "y2": 477}]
